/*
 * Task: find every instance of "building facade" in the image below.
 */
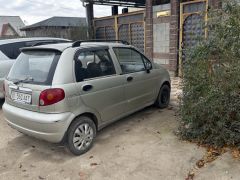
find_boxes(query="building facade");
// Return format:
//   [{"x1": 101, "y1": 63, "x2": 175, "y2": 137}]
[
  {"x1": 0, "y1": 16, "x2": 25, "y2": 38},
  {"x1": 145, "y1": 0, "x2": 221, "y2": 76},
  {"x1": 21, "y1": 17, "x2": 88, "y2": 40}
]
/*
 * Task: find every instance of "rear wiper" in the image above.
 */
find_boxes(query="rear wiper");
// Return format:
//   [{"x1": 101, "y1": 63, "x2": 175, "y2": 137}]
[{"x1": 13, "y1": 77, "x2": 34, "y2": 85}]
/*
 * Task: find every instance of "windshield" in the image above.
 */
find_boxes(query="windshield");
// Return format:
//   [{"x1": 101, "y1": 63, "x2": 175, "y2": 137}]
[{"x1": 8, "y1": 51, "x2": 61, "y2": 85}]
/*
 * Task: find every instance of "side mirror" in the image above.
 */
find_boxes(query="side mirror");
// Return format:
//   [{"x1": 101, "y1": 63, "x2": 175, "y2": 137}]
[{"x1": 145, "y1": 62, "x2": 152, "y2": 73}]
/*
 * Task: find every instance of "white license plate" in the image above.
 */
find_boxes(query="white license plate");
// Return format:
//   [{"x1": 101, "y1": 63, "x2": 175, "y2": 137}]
[{"x1": 11, "y1": 91, "x2": 32, "y2": 104}]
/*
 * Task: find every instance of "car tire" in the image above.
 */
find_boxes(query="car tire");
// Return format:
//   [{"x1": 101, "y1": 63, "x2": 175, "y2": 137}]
[
  {"x1": 67, "y1": 116, "x2": 96, "y2": 156},
  {"x1": 156, "y1": 84, "x2": 170, "y2": 109}
]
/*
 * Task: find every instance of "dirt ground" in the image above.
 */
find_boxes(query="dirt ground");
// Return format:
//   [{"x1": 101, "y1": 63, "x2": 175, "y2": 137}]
[{"x1": 0, "y1": 95, "x2": 239, "y2": 180}]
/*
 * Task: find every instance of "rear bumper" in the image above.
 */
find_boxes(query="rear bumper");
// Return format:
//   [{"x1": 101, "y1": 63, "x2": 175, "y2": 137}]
[{"x1": 3, "y1": 103, "x2": 75, "y2": 143}]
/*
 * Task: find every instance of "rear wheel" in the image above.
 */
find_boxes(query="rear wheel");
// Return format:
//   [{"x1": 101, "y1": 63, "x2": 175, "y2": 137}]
[
  {"x1": 156, "y1": 84, "x2": 170, "y2": 109},
  {"x1": 67, "y1": 116, "x2": 96, "y2": 156}
]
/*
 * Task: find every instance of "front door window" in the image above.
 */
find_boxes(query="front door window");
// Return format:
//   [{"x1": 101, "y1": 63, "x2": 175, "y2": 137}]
[{"x1": 113, "y1": 47, "x2": 146, "y2": 74}]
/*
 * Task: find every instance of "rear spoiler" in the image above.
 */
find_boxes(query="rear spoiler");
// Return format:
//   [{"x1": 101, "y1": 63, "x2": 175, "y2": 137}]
[{"x1": 20, "y1": 47, "x2": 63, "y2": 53}]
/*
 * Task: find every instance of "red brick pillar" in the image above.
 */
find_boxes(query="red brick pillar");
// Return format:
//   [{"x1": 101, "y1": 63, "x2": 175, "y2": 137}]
[
  {"x1": 145, "y1": 0, "x2": 153, "y2": 59},
  {"x1": 169, "y1": 0, "x2": 180, "y2": 75}
]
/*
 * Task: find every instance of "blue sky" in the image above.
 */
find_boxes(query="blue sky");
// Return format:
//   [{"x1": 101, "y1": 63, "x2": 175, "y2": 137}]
[{"x1": 0, "y1": 0, "x2": 112, "y2": 25}]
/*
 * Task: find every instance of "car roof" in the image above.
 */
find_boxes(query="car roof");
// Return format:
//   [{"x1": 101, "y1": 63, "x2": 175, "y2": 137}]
[
  {"x1": 0, "y1": 37, "x2": 70, "y2": 45},
  {"x1": 21, "y1": 42, "x2": 131, "y2": 52}
]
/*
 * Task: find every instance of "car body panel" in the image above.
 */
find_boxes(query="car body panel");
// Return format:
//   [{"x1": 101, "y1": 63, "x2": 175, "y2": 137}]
[
  {"x1": 0, "y1": 79, "x2": 4, "y2": 98},
  {"x1": 0, "y1": 60, "x2": 15, "y2": 99},
  {"x1": 75, "y1": 75, "x2": 126, "y2": 123},
  {"x1": 122, "y1": 70, "x2": 160, "y2": 113},
  {"x1": 3, "y1": 103, "x2": 74, "y2": 142},
  {"x1": 0, "y1": 60, "x2": 15, "y2": 78},
  {"x1": 0, "y1": 50, "x2": 9, "y2": 60},
  {"x1": 52, "y1": 48, "x2": 76, "y2": 85}
]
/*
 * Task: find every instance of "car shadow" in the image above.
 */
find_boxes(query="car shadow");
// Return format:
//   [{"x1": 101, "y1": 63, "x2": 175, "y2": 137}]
[{"x1": 97, "y1": 105, "x2": 160, "y2": 136}]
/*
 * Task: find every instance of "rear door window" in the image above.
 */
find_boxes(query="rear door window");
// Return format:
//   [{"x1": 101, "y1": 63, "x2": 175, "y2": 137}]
[
  {"x1": 8, "y1": 51, "x2": 60, "y2": 85},
  {"x1": 74, "y1": 49, "x2": 116, "y2": 82}
]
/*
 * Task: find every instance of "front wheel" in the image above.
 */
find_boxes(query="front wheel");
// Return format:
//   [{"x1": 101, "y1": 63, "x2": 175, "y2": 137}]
[
  {"x1": 67, "y1": 116, "x2": 96, "y2": 156},
  {"x1": 156, "y1": 84, "x2": 170, "y2": 109}
]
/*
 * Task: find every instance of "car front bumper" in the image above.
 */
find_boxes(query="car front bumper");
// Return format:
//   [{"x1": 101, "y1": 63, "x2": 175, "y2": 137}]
[{"x1": 3, "y1": 103, "x2": 75, "y2": 143}]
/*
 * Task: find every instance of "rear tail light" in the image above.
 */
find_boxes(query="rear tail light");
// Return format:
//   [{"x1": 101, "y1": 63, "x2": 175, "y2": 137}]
[{"x1": 39, "y1": 88, "x2": 65, "y2": 106}]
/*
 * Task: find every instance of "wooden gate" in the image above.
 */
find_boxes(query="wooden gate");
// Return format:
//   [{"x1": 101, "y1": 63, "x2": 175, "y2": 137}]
[
  {"x1": 179, "y1": 0, "x2": 208, "y2": 75},
  {"x1": 94, "y1": 11, "x2": 145, "y2": 52}
]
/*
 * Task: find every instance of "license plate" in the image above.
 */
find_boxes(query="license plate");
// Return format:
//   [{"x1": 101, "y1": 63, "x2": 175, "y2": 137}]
[{"x1": 11, "y1": 91, "x2": 32, "y2": 104}]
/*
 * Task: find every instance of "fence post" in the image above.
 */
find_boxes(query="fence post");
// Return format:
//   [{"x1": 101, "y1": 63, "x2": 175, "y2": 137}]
[{"x1": 86, "y1": 2, "x2": 94, "y2": 39}]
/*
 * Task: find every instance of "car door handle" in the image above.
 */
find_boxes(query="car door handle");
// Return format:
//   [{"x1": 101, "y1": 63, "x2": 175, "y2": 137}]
[
  {"x1": 82, "y1": 84, "x2": 93, "y2": 91},
  {"x1": 127, "y1": 76, "x2": 133, "y2": 82}
]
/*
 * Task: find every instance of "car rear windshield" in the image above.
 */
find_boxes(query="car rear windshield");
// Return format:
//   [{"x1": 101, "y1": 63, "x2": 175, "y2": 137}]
[{"x1": 8, "y1": 50, "x2": 61, "y2": 85}]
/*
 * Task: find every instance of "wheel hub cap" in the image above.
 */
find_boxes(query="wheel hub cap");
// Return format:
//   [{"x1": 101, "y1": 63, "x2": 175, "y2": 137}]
[{"x1": 73, "y1": 123, "x2": 94, "y2": 150}]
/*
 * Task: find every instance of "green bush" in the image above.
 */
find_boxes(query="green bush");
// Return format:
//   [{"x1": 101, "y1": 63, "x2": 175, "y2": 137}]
[{"x1": 179, "y1": 0, "x2": 240, "y2": 148}]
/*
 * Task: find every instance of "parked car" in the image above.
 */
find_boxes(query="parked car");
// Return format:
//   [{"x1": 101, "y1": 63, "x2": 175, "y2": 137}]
[
  {"x1": 0, "y1": 37, "x2": 70, "y2": 99},
  {"x1": 3, "y1": 40, "x2": 171, "y2": 155}
]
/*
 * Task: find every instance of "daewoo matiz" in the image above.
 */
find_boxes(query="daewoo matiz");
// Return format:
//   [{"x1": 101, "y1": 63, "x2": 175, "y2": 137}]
[{"x1": 3, "y1": 40, "x2": 171, "y2": 155}]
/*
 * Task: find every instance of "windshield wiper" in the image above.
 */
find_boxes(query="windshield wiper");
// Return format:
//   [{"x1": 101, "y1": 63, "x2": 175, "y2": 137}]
[{"x1": 13, "y1": 77, "x2": 34, "y2": 85}]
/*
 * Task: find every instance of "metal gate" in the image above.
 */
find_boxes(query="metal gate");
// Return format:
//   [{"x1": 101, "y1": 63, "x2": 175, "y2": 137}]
[
  {"x1": 94, "y1": 11, "x2": 145, "y2": 52},
  {"x1": 179, "y1": 0, "x2": 208, "y2": 75}
]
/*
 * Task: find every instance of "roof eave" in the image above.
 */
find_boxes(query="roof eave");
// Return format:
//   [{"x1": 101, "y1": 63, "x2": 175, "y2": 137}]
[
  {"x1": 20, "y1": 25, "x2": 86, "y2": 31},
  {"x1": 82, "y1": 0, "x2": 145, "y2": 7}
]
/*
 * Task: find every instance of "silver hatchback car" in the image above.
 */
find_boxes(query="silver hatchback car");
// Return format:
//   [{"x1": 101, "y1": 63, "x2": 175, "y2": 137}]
[{"x1": 3, "y1": 40, "x2": 171, "y2": 155}]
